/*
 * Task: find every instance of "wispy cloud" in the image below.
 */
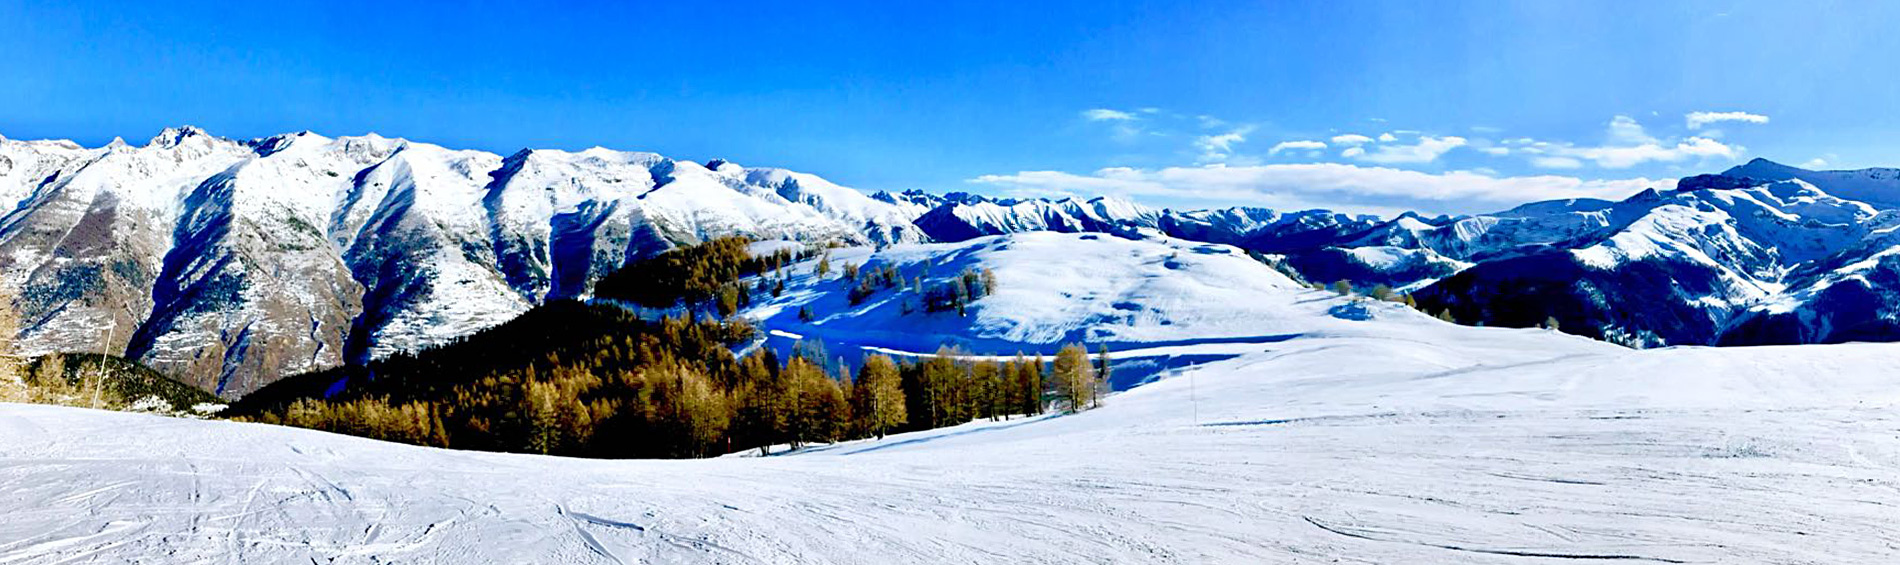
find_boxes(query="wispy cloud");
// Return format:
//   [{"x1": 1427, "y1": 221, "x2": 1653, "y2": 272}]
[
  {"x1": 970, "y1": 163, "x2": 1671, "y2": 216},
  {"x1": 1330, "y1": 134, "x2": 1373, "y2": 145},
  {"x1": 1195, "y1": 126, "x2": 1255, "y2": 163},
  {"x1": 1352, "y1": 135, "x2": 1467, "y2": 164},
  {"x1": 1268, "y1": 139, "x2": 1327, "y2": 155},
  {"x1": 1531, "y1": 156, "x2": 1584, "y2": 169},
  {"x1": 1080, "y1": 107, "x2": 1151, "y2": 143},
  {"x1": 1607, "y1": 115, "x2": 1656, "y2": 145},
  {"x1": 1513, "y1": 115, "x2": 1742, "y2": 169},
  {"x1": 1686, "y1": 111, "x2": 1769, "y2": 130}
]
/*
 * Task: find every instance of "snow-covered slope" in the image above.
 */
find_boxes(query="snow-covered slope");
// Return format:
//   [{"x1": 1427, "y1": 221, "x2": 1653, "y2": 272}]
[
  {"x1": 5, "y1": 265, "x2": 1897, "y2": 563},
  {"x1": 1413, "y1": 175, "x2": 1900, "y2": 346},
  {"x1": 0, "y1": 128, "x2": 923, "y2": 396},
  {"x1": 910, "y1": 194, "x2": 1161, "y2": 241},
  {"x1": 1723, "y1": 157, "x2": 1900, "y2": 209},
  {"x1": 748, "y1": 233, "x2": 1303, "y2": 352}
]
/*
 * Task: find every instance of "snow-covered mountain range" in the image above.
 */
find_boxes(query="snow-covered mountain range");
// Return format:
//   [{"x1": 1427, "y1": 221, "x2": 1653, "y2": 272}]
[
  {"x1": 6, "y1": 125, "x2": 1900, "y2": 396},
  {"x1": 0, "y1": 127, "x2": 924, "y2": 396},
  {"x1": 883, "y1": 159, "x2": 1900, "y2": 349}
]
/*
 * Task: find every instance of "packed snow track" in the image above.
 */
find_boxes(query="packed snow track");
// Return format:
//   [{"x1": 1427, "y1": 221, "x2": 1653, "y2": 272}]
[{"x1": 3, "y1": 301, "x2": 1899, "y2": 563}]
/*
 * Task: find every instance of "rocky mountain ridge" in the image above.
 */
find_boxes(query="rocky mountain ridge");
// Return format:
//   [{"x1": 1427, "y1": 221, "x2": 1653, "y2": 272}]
[{"x1": 6, "y1": 125, "x2": 1899, "y2": 396}]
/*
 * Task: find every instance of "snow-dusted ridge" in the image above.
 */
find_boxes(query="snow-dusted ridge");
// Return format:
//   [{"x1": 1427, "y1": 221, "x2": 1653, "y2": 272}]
[
  {"x1": 8, "y1": 123, "x2": 1900, "y2": 396},
  {"x1": 0, "y1": 127, "x2": 934, "y2": 396}
]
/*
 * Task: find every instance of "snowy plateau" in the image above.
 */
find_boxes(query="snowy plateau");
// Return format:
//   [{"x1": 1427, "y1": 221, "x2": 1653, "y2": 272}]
[{"x1": 3, "y1": 127, "x2": 1900, "y2": 562}]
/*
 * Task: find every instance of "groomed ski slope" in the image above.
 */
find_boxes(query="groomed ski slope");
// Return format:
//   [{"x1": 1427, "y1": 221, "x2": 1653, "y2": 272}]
[{"x1": 5, "y1": 237, "x2": 1900, "y2": 563}]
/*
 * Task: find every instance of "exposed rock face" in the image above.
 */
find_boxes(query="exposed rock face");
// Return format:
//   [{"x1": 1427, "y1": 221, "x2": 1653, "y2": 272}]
[{"x1": 0, "y1": 128, "x2": 925, "y2": 397}]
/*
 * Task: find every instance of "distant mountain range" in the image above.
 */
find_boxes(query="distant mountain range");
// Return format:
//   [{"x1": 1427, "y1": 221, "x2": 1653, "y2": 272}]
[{"x1": 5, "y1": 126, "x2": 1898, "y2": 396}]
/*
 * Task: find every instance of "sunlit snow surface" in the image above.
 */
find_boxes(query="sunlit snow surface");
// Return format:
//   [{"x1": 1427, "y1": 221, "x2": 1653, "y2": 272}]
[{"x1": 5, "y1": 246, "x2": 1900, "y2": 562}]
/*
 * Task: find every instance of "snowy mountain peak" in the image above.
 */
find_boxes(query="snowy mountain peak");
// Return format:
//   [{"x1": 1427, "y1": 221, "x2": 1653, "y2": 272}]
[
  {"x1": 1722, "y1": 158, "x2": 1900, "y2": 209},
  {"x1": 148, "y1": 125, "x2": 212, "y2": 148}
]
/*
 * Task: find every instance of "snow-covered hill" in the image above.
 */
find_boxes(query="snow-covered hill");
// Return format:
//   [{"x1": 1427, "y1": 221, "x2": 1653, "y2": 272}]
[
  {"x1": 5, "y1": 266, "x2": 1897, "y2": 563},
  {"x1": 0, "y1": 128, "x2": 924, "y2": 396}
]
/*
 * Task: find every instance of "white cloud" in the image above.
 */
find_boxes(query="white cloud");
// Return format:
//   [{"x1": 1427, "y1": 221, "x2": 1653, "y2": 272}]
[
  {"x1": 1330, "y1": 134, "x2": 1373, "y2": 145},
  {"x1": 1194, "y1": 126, "x2": 1255, "y2": 163},
  {"x1": 1353, "y1": 135, "x2": 1467, "y2": 164},
  {"x1": 1801, "y1": 157, "x2": 1829, "y2": 169},
  {"x1": 1607, "y1": 115, "x2": 1656, "y2": 145},
  {"x1": 1478, "y1": 146, "x2": 1510, "y2": 156},
  {"x1": 1081, "y1": 108, "x2": 1137, "y2": 121},
  {"x1": 1580, "y1": 137, "x2": 1737, "y2": 168},
  {"x1": 1340, "y1": 147, "x2": 1366, "y2": 158},
  {"x1": 1268, "y1": 140, "x2": 1328, "y2": 155},
  {"x1": 1531, "y1": 156, "x2": 1584, "y2": 169},
  {"x1": 1377, "y1": 132, "x2": 1398, "y2": 142},
  {"x1": 970, "y1": 163, "x2": 1672, "y2": 216},
  {"x1": 1686, "y1": 111, "x2": 1769, "y2": 130},
  {"x1": 1514, "y1": 116, "x2": 1743, "y2": 169}
]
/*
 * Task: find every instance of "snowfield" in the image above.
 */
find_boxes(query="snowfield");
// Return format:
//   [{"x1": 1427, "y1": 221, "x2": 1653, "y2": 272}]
[{"x1": 4, "y1": 277, "x2": 1900, "y2": 563}]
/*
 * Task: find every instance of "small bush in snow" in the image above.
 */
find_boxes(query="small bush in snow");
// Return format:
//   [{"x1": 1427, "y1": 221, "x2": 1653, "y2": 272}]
[{"x1": 127, "y1": 395, "x2": 174, "y2": 413}]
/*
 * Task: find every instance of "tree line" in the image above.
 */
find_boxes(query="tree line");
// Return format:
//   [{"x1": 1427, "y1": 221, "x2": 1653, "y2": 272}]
[
  {"x1": 592, "y1": 236, "x2": 820, "y2": 316},
  {"x1": 234, "y1": 300, "x2": 1112, "y2": 459}
]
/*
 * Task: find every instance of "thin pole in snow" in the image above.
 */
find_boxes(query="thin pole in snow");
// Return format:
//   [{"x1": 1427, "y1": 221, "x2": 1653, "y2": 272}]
[
  {"x1": 1186, "y1": 358, "x2": 1198, "y2": 425},
  {"x1": 93, "y1": 320, "x2": 113, "y2": 409}
]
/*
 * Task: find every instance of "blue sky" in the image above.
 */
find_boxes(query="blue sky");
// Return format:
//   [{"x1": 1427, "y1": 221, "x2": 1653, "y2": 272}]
[{"x1": 2, "y1": 0, "x2": 1896, "y2": 215}]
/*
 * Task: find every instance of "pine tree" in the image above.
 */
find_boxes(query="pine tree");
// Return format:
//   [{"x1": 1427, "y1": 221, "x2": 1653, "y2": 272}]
[
  {"x1": 1095, "y1": 343, "x2": 1111, "y2": 406},
  {"x1": 1544, "y1": 316, "x2": 1561, "y2": 331},
  {"x1": 649, "y1": 364, "x2": 730, "y2": 457},
  {"x1": 792, "y1": 359, "x2": 847, "y2": 446},
  {"x1": 1333, "y1": 279, "x2": 1353, "y2": 296},
  {"x1": 0, "y1": 291, "x2": 22, "y2": 402},
  {"x1": 523, "y1": 380, "x2": 563, "y2": 454},
  {"x1": 716, "y1": 286, "x2": 740, "y2": 318},
  {"x1": 1053, "y1": 344, "x2": 1095, "y2": 413},
  {"x1": 816, "y1": 252, "x2": 832, "y2": 278},
  {"x1": 1026, "y1": 354, "x2": 1046, "y2": 415},
  {"x1": 855, "y1": 354, "x2": 907, "y2": 438},
  {"x1": 920, "y1": 348, "x2": 965, "y2": 428},
  {"x1": 972, "y1": 360, "x2": 1003, "y2": 420}
]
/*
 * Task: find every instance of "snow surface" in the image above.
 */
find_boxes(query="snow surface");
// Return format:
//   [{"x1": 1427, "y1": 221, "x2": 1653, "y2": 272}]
[
  {"x1": 5, "y1": 240, "x2": 1900, "y2": 562},
  {"x1": 752, "y1": 233, "x2": 1310, "y2": 351}
]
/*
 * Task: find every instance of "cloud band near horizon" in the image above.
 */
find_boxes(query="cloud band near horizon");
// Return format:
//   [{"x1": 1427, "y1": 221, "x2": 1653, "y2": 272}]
[{"x1": 969, "y1": 163, "x2": 1675, "y2": 217}]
